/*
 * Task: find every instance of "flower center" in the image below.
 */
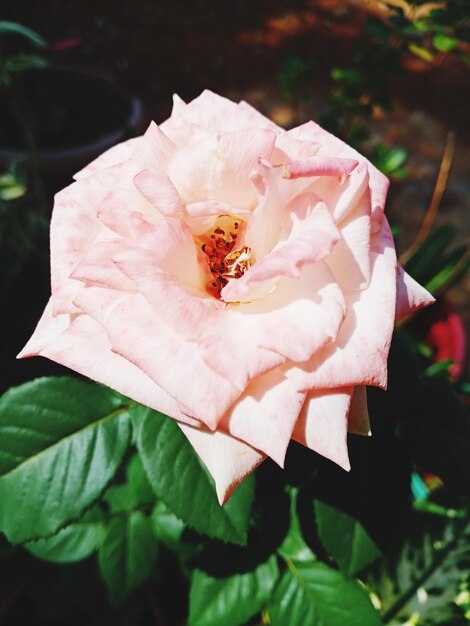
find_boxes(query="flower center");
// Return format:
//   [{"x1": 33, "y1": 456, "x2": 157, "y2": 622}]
[{"x1": 197, "y1": 215, "x2": 254, "y2": 299}]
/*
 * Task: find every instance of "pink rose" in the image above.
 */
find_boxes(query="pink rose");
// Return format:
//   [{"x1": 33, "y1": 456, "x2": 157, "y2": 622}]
[{"x1": 19, "y1": 90, "x2": 434, "y2": 503}]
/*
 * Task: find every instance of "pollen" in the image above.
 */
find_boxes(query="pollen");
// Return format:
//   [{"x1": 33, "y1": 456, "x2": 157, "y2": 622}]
[{"x1": 197, "y1": 215, "x2": 254, "y2": 299}]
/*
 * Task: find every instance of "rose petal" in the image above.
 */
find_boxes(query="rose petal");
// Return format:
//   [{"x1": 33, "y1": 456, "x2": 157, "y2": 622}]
[
  {"x1": 96, "y1": 161, "x2": 163, "y2": 237},
  {"x1": 293, "y1": 388, "x2": 353, "y2": 470},
  {"x1": 222, "y1": 194, "x2": 340, "y2": 303},
  {"x1": 130, "y1": 121, "x2": 176, "y2": 171},
  {"x1": 70, "y1": 233, "x2": 136, "y2": 291},
  {"x1": 73, "y1": 137, "x2": 140, "y2": 180},
  {"x1": 326, "y1": 181, "x2": 372, "y2": 292},
  {"x1": 200, "y1": 261, "x2": 346, "y2": 390},
  {"x1": 133, "y1": 168, "x2": 182, "y2": 216},
  {"x1": 220, "y1": 368, "x2": 306, "y2": 467},
  {"x1": 287, "y1": 219, "x2": 397, "y2": 390},
  {"x1": 282, "y1": 155, "x2": 359, "y2": 182},
  {"x1": 178, "y1": 422, "x2": 265, "y2": 504},
  {"x1": 17, "y1": 298, "x2": 72, "y2": 358},
  {"x1": 395, "y1": 265, "x2": 435, "y2": 321},
  {"x1": 167, "y1": 129, "x2": 275, "y2": 209},
  {"x1": 245, "y1": 159, "x2": 321, "y2": 258},
  {"x1": 113, "y1": 219, "x2": 220, "y2": 339},
  {"x1": 287, "y1": 121, "x2": 389, "y2": 217},
  {"x1": 51, "y1": 165, "x2": 124, "y2": 315},
  {"x1": 18, "y1": 304, "x2": 200, "y2": 427},
  {"x1": 74, "y1": 287, "x2": 240, "y2": 429}
]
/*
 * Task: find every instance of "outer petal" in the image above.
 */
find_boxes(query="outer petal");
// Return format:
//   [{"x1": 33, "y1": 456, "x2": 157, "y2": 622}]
[
  {"x1": 73, "y1": 137, "x2": 140, "y2": 180},
  {"x1": 293, "y1": 388, "x2": 353, "y2": 470},
  {"x1": 51, "y1": 165, "x2": 123, "y2": 315},
  {"x1": 395, "y1": 265, "x2": 435, "y2": 321},
  {"x1": 199, "y1": 262, "x2": 346, "y2": 390},
  {"x1": 287, "y1": 219, "x2": 397, "y2": 391},
  {"x1": 166, "y1": 89, "x2": 281, "y2": 135},
  {"x1": 347, "y1": 386, "x2": 371, "y2": 436},
  {"x1": 220, "y1": 369, "x2": 306, "y2": 467},
  {"x1": 178, "y1": 422, "x2": 265, "y2": 504},
  {"x1": 18, "y1": 304, "x2": 200, "y2": 427},
  {"x1": 74, "y1": 288, "x2": 240, "y2": 429}
]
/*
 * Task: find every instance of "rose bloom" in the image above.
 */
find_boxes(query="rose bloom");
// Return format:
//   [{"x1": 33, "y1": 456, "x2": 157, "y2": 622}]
[{"x1": 19, "y1": 91, "x2": 434, "y2": 503}]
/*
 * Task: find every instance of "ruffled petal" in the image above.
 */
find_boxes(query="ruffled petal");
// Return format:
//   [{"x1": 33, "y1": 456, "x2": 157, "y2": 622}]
[
  {"x1": 395, "y1": 265, "x2": 435, "y2": 321},
  {"x1": 18, "y1": 305, "x2": 200, "y2": 427},
  {"x1": 179, "y1": 422, "x2": 265, "y2": 504},
  {"x1": 74, "y1": 137, "x2": 140, "y2": 180},
  {"x1": 70, "y1": 232, "x2": 136, "y2": 291},
  {"x1": 222, "y1": 194, "x2": 339, "y2": 303},
  {"x1": 245, "y1": 159, "x2": 320, "y2": 258},
  {"x1": 133, "y1": 168, "x2": 182, "y2": 216},
  {"x1": 293, "y1": 388, "x2": 353, "y2": 470},
  {"x1": 51, "y1": 165, "x2": 123, "y2": 315},
  {"x1": 73, "y1": 287, "x2": 240, "y2": 429},
  {"x1": 326, "y1": 181, "x2": 372, "y2": 292},
  {"x1": 220, "y1": 368, "x2": 305, "y2": 467},
  {"x1": 96, "y1": 161, "x2": 163, "y2": 237},
  {"x1": 287, "y1": 121, "x2": 389, "y2": 217},
  {"x1": 113, "y1": 219, "x2": 220, "y2": 339},
  {"x1": 130, "y1": 121, "x2": 176, "y2": 171},
  {"x1": 199, "y1": 261, "x2": 346, "y2": 390},
  {"x1": 282, "y1": 155, "x2": 359, "y2": 182},
  {"x1": 287, "y1": 219, "x2": 397, "y2": 390},
  {"x1": 167, "y1": 129, "x2": 276, "y2": 209}
]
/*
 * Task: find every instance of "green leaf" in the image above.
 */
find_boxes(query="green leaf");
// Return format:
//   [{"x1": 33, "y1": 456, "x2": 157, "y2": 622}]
[
  {"x1": 315, "y1": 500, "x2": 381, "y2": 577},
  {"x1": 0, "y1": 173, "x2": 26, "y2": 200},
  {"x1": 269, "y1": 559, "x2": 382, "y2": 626},
  {"x1": 404, "y1": 224, "x2": 457, "y2": 283},
  {"x1": 424, "y1": 245, "x2": 470, "y2": 294},
  {"x1": 0, "y1": 21, "x2": 47, "y2": 46},
  {"x1": 189, "y1": 556, "x2": 279, "y2": 626},
  {"x1": 151, "y1": 500, "x2": 186, "y2": 548},
  {"x1": 98, "y1": 512, "x2": 158, "y2": 605},
  {"x1": 373, "y1": 145, "x2": 408, "y2": 175},
  {"x1": 104, "y1": 485, "x2": 139, "y2": 514},
  {"x1": 0, "y1": 377, "x2": 132, "y2": 543},
  {"x1": 4, "y1": 54, "x2": 47, "y2": 73},
  {"x1": 127, "y1": 454, "x2": 154, "y2": 504},
  {"x1": 25, "y1": 507, "x2": 105, "y2": 563},
  {"x1": 433, "y1": 33, "x2": 460, "y2": 52},
  {"x1": 270, "y1": 489, "x2": 381, "y2": 625},
  {"x1": 331, "y1": 68, "x2": 364, "y2": 84},
  {"x1": 132, "y1": 406, "x2": 254, "y2": 545}
]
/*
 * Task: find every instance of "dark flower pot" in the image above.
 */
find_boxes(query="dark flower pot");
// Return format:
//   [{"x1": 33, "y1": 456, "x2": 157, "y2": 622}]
[
  {"x1": 0, "y1": 66, "x2": 146, "y2": 393},
  {"x1": 0, "y1": 65, "x2": 146, "y2": 193}
]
